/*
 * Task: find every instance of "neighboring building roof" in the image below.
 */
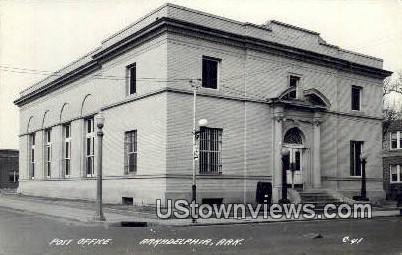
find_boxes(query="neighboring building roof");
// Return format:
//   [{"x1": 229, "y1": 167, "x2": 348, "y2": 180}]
[
  {"x1": 0, "y1": 149, "x2": 19, "y2": 157},
  {"x1": 385, "y1": 119, "x2": 402, "y2": 132},
  {"x1": 14, "y1": 3, "x2": 392, "y2": 107}
]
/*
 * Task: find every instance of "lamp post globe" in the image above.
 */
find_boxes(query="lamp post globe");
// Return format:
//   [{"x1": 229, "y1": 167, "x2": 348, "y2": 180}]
[
  {"x1": 198, "y1": 119, "x2": 208, "y2": 128},
  {"x1": 281, "y1": 148, "x2": 290, "y2": 156},
  {"x1": 360, "y1": 152, "x2": 368, "y2": 161},
  {"x1": 95, "y1": 111, "x2": 105, "y2": 129}
]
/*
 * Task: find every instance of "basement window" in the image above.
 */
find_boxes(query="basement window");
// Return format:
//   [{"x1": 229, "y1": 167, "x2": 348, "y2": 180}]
[
  {"x1": 202, "y1": 198, "x2": 223, "y2": 205},
  {"x1": 122, "y1": 197, "x2": 134, "y2": 205}
]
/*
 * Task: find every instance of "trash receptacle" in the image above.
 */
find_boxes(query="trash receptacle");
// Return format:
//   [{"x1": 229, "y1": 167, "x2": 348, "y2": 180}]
[{"x1": 256, "y1": 182, "x2": 272, "y2": 204}]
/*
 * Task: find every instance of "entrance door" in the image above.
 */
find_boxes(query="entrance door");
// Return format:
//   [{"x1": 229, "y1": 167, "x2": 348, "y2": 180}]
[{"x1": 283, "y1": 148, "x2": 303, "y2": 186}]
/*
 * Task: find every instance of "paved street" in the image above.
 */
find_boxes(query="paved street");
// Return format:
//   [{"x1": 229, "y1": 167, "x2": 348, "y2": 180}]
[{"x1": 0, "y1": 206, "x2": 401, "y2": 255}]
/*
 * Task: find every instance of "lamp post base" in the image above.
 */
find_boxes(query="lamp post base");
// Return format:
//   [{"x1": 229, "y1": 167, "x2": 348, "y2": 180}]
[
  {"x1": 93, "y1": 214, "x2": 106, "y2": 222},
  {"x1": 352, "y1": 196, "x2": 369, "y2": 201}
]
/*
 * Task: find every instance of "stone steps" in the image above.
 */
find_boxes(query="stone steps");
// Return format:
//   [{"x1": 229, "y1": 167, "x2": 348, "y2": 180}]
[{"x1": 299, "y1": 190, "x2": 344, "y2": 210}]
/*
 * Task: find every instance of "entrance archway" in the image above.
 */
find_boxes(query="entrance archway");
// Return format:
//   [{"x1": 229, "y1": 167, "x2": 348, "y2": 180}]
[{"x1": 283, "y1": 128, "x2": 305, "y2": 188}]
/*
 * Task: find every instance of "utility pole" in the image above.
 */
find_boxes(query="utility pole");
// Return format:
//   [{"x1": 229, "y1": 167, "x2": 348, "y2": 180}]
[{"x1": 191, "y1": 79, "x2": 201, "y2": 223}]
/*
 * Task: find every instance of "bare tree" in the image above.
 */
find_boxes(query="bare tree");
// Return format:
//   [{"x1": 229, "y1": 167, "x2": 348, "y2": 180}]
[
  {"x1": 383, "y1": 71, "x2": 402, "y2": 137},
  {"x1": 383, "y1": 71, "x2": 402, "y2": 98}
]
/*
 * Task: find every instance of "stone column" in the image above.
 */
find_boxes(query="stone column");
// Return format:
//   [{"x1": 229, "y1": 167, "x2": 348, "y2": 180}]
[
  {"x1": 36, "y1": 130, "x2": 45, "y2": 180},
  {"x1": 272, "y1": 106, "x2": 284, "y2": 202},
  {"x1": 19, "y1": 135, "x2": 28, "y2": 181},
  {"x1": 71, "y1": 119, "x2": 84, "y2": 178},
  {"x1": 52, "y1": 125, "x2": 63, "y2": 178},
  {"x1": 313, "y1": 113, "x2": 322, "y2": 188}
]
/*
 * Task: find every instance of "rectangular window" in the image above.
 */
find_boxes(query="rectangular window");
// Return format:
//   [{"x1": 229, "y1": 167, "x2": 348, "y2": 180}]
[
  {"x1": 199, "y1": 127, "x2": 223, "y2": 174},
  {"x1": 8, "y1": 171, "x2": 18, "y2": 183},
  {"x1": 124, "y1": 130, "x2": 137, "y2": 174},
  {"x1": 127, "y1": 63, "x2": 136, "y2": 95},
  {"x1": 289, "y1": 75, "x2": 300, "y2": 99},
  {"x1": 45, "y1": 129, "x2": 52, "y2": 178},
  {"x1": 351, "y1": 86, "x2": 362, "y2": 111},
  {"x1": 202, "y1": 56, "x2": 220, "y2": 89},
  {"x1": 390, "y1": 131, "x2": 402, "y2": 150},
  {"x1": 350, "y1": 140, "x2": 364, "y2": 176},
  {"x1": 85, "y1": 118, "x2": 95, "y2": 177},
  {"x1": 63, "y1": 123, "x2": 72, "y2": 177},
  {"x1": 29, "y1": 133, "x2": 35, "y2": 179},
  {"x1": 390, "y1": 164, "x2": 402, "y2": 183}
]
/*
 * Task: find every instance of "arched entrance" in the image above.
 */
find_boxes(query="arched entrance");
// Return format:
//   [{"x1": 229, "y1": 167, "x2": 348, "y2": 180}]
[{"x1": 283, "y1": 128, "x2": 305, "y2": 188}]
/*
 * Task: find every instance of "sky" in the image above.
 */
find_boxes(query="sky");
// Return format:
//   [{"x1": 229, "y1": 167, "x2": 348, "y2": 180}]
[{"x1": 1, "y1": 0, "x2": 402, "y2": 149}]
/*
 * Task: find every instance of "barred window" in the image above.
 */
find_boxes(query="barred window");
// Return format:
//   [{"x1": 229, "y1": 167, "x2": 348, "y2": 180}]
[
  {"x1": 199, "y1": 127, "x2": 222, "y2": 174},
  {"x1": 124, "y1": 130, "x2": 137, "y2": 174}
]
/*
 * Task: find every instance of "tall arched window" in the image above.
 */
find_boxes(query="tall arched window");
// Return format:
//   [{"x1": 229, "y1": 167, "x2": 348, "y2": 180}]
[{"x1": 284, "y1": 128, "x2": 303, "y2": 144}]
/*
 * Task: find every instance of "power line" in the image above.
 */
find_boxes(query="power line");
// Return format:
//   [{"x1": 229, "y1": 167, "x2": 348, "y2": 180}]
[{"x1": 0, "y1": 66, "x2": 191, "y2": 83}]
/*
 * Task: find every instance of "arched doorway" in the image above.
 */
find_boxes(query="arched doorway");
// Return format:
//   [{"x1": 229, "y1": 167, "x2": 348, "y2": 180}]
[{"x1": 283, "y1": 128, "x2": 305, "y2": 188}]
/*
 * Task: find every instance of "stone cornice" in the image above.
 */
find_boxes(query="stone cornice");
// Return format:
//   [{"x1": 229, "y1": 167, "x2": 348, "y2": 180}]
[{"x1": 14, "y1": 16, "x2": 392, "y2": 107}]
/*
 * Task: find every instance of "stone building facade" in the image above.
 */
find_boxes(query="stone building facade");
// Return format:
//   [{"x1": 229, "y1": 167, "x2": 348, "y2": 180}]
[
  {"x1": 14, "y1": 4, "x2": 391, "y2": 205},
  {"x1": 383, "y1": 120, "x2": 402, "y2": 200}
]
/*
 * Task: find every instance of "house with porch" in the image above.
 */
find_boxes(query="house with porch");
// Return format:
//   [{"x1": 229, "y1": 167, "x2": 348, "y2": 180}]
[{"x1": 14, "y1": 4, "x2": 391, "y2": 205}]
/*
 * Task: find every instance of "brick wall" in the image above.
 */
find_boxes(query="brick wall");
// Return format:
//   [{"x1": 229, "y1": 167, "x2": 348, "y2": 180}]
[
  {"x1": 383, "y1": 120, "x2": 402, "y2": 200},
  {"x1": 0, "y1": 150, "x2": 19, "y2": 189},
  {"x1": 16, "y1": 10, "x2": 388, "y2": 203}
]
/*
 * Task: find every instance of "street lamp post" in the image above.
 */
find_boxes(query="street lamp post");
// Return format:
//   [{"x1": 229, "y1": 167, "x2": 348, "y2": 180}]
[
  {"x1": 360, "y1": 153, "x2": 369, "y2": 201},
  {"x1": 353, "y1": 152, "x2": 369, "y2": 201},
  {"x1": 191, "y1": 118, "x2": 208, "y2": 223},
  {"x1": 190, "y1": 77, "x2": 207, "y2": 223},
  {"x1": 279, "y1": 148, "x2": 290, "y2": 204},
  {"x1": 94, "y1": 111, "x2": 106, "y2": 221}
]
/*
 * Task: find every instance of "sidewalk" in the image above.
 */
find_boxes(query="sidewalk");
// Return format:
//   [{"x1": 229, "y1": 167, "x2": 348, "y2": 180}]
[{"x1": 0, "y1": 193, "x2": 400, "y2": 227}]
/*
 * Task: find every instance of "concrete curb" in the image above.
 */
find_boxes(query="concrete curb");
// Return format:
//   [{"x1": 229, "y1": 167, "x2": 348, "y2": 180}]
[
  {"x1": 0, "y1": 193, "x2": 400, "y2": 227},
  {"x1": 105, "y1": 210, "x2": 402, "y2": 227}
]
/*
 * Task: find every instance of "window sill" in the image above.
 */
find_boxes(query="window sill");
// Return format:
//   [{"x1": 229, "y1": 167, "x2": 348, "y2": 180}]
[
  {"x1": 127, "y1": 92, "x2": 137, "y2": 97},
  {"x1": 201, "y1": 86, "x2": 218, "y2": 91},
  {"x1": 350, "y1": 110, "x2": 364, "y2": 115},
  {"x1": 198, "y1": 172, "x2": 223, "y2": 176},
  {"x1": 125, "y1": 172, "x2": 137, "y2": 176}
]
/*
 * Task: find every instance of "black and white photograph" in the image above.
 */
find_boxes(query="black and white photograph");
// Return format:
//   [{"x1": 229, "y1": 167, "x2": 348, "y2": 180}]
[{"x1": 0, "y1": 0, "x2": 401, "y2": 254}]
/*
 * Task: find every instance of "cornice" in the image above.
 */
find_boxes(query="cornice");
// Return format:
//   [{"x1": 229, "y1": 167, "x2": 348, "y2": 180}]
[{"x1": 14, "y1": 16, "x2": 392, "y2": 107}]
